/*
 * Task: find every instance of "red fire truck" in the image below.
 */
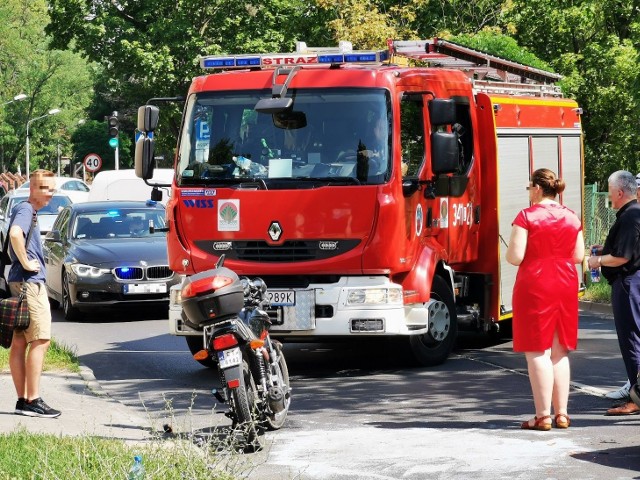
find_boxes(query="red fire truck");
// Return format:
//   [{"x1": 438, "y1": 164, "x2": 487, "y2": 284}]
[{"x1": 135, "y1": 39, "x2": 584, "y2": 367}]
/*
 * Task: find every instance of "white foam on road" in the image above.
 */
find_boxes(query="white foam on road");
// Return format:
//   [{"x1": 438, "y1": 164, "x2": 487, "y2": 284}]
[{"x1": 260, "y1": 425, "x2": 585, "y2": 479}]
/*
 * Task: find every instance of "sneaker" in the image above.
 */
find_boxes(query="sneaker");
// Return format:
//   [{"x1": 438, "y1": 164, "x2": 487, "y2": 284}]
[
  {"x1": 605, "y1": 380, "x2": 631, "y2": 400},
  {"x1": 22, "y1": 397, "x2": 61, "y2": 418},
  {"x1": 14, "y1": 398, "x2": 26, "y2": 415}
]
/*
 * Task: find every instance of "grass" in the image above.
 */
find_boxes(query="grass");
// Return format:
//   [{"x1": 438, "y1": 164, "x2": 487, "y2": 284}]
[
  {"x1": 0, "y1": 342, "x2": 250, "y2": 480},
  {"x1": 582, "y1": 279, "x2": 612, "y2": 304},
  {"x1": 0, "y1": 337, "x2": 80, "y2": 373},
  {"x1": 0, "y1": 429, "x2": 235, "y2": 479}
]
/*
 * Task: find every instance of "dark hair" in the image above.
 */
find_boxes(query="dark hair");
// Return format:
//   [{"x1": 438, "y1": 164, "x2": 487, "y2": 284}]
[{"x1": 532, "y1": 168, "x2": 565, "y2": 198}]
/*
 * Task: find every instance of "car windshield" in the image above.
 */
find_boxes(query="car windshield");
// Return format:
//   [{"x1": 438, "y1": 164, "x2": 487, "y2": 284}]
[
  {"x1": 9, "y1": 196, "x2": 71, "y2": 216},
  {"x1": 72, "y1": 208, "x2": 167, "y2": 239},
  {"x1": 176, "y1": 88, "x2": 392, "y2": 187}
]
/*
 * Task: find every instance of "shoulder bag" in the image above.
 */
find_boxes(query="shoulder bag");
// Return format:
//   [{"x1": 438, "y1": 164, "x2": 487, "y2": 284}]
[{"x1": 0, "y1": 211, "x2": 38, "y2": 348}]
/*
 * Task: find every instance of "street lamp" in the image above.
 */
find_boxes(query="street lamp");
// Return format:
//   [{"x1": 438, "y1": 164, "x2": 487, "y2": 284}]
[
  {"x1": 26, "y1": 108, "x2": 61, "y2": 178},
  {"x1": 2, "y1": 93, "x2": 27, "y2": 106}
]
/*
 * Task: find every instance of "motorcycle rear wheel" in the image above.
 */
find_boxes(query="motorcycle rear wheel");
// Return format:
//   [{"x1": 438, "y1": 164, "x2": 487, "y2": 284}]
[
  {"x1": 229, "y1": 360, "x2": 261, "y2": 451},
  {"x1": 264, "y1": 342, "x2": 291, "y2": 431}
]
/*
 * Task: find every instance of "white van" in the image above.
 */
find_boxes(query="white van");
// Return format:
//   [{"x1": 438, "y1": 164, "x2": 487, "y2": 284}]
[{"x1": 88, "y1": 169, "x2": 173, "y2": 204}]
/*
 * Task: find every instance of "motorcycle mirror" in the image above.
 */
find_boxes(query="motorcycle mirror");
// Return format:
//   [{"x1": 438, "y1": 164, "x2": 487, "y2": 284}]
[{"x1": 251, "y1": 277, "x2": 268, "y2": 294}]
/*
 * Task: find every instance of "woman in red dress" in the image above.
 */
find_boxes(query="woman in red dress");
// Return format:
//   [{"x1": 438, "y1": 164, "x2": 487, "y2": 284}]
[{"x1": 506, "y1": 168, "x2": 584, "y2": 430}]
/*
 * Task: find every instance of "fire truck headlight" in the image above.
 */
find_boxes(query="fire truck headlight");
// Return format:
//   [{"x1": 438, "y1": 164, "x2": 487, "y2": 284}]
[{"x1": 346, "y1": 288, "x2": 403, "y2": 305}]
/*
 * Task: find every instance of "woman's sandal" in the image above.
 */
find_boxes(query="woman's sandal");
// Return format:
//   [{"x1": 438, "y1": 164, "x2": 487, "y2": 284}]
[
  {"x1": 520, "y1": 415, "x2": 552, "y2": 431},
  {"x1": 554, "y1": 413, "x2": 571, "y2": 429}
]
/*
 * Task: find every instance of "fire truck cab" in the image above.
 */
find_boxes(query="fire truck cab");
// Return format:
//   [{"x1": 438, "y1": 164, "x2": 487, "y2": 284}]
[{"x1": 135, "y1": 39, "x2": 584, "y2": 367}]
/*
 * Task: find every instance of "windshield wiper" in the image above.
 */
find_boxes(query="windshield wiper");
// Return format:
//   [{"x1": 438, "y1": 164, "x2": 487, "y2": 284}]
[{"x1": 285, "y1": 176, "x2": 362, "y2": 185}]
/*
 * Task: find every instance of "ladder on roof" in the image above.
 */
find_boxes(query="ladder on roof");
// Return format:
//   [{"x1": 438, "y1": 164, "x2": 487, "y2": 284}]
[{"x1": 390, "y1": 38, "x2": 563, "y2": 97}]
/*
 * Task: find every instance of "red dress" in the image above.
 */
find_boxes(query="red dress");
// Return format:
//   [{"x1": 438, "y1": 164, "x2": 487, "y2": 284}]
[{"x1": 512, "y1": 203, "x2": 582, "y2": 352}]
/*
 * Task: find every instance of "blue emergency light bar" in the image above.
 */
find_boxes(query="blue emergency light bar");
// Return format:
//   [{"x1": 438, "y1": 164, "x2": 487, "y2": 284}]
[{"x1": 200, "y1": 49, "x2": 389, "y2": 70}]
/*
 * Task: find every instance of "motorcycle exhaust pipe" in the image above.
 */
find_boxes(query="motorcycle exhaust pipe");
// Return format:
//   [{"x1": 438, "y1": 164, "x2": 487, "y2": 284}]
[{"x1": 267, "y1": 385, "x2": 286, "y2": 413}]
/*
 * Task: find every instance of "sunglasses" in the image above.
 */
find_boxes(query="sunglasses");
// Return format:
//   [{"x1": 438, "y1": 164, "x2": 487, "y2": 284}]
[{"x1": 525, "y1": 184, "x2": 537, "y2": 191}]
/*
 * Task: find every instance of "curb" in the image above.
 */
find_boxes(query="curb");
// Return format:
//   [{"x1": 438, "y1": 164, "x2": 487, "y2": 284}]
[
  {"x1": 78, "y1": 363, "x2": 109, "y2": 397},
  {"x1": 578, "y1": 300, "x2": 613, "y2": 316}
]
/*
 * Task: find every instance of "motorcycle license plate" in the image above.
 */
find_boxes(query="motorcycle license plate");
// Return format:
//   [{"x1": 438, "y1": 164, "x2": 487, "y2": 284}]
[
  {"x1": 268, "y1": 290, "x2": 296, "y2": 306},
  {"x1": 217, "y1": 347, "x2": 242, "y2": 369}
]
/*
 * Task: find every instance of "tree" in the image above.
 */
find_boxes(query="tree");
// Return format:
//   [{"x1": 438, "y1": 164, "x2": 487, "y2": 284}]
[
  {"x1": 71, "y1": 120, "x2": 133, "y2": 172},
  {"x1": 503, "y1": 0, "x2": 640, "y2": 185},
  {"x1": 0, "y1": 0, "x2": 94, "y2": 175}
]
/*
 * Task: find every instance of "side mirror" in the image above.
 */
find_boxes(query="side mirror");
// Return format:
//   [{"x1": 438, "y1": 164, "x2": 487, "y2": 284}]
[
  {"x1": 137, "y1": 105, "x2": 160, "y2": 131},
  {"x1": 402, "y1": 178, "x2": 420, "y2": 197},
  {"x1": 45, "y1": 230, "x2": 61, "y2": 243},
  {"x1": 429, "y1": 99, "x2": 456, "y2": 126},
  {"x1": 150, "y1": 187, "x2": 163, "y2": 202},
  {"x1": 431, "y1": 132, "x2": 459, "y2": 174},
  {"x1": 135, "y1": 136, "x2": 155, "y2": 179}
]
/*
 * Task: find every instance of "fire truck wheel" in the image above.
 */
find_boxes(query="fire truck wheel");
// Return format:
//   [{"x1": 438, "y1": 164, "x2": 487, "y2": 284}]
[
  {"x1": 409, "y1": 275, "x2": 458, "y2": 366},
  {"x1": 185, "y1": 336, "x2": 217, "y2": 369}
]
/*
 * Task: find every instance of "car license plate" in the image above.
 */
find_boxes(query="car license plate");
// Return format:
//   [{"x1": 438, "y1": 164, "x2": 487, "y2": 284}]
[
  {"x1": 268, "y1": 290, "x2": 296, "y2": 306},
  {"x1": 217, "y1": 347, "x2": 242, "y2": 369},
  {"x1": 123, "y1": 283, "x2": 167, "y2": 294}
]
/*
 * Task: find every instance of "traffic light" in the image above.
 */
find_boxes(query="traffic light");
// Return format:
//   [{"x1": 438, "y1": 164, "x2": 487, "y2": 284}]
[{"x1": 108, "y1": 111, "x2": 119, "y2": 148}]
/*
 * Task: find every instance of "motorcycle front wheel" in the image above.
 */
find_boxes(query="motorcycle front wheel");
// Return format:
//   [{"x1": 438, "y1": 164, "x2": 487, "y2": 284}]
[{"x1": 264, "y1": 342, "x2": 291, "y2": 431}]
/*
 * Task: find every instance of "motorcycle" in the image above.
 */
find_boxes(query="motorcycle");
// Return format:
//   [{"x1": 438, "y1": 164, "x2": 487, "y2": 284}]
[{"x1": 180, "y1": 255, "x2": 291, "y2": 450}]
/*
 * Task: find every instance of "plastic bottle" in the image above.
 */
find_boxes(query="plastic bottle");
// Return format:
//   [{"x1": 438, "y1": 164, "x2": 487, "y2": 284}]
[
  {"x1": 127, "y1": 455, "x2": 145, "y2": 480},
  {"x1": 590, "y1": 246, "x2": 600, "y2": 283}
]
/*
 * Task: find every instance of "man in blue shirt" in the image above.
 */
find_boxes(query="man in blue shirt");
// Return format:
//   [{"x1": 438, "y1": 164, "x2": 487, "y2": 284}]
[{"x1": 8, "y1": 169, "x2": 60, "y2": 418}]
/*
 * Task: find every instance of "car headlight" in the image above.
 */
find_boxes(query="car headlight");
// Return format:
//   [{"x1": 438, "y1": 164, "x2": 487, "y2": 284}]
[
  {"x1": 346, "y1": 287, "x2": 403, "y2": 305},
  {"x1": 70, "y1": 263, "x2": 111, "y2": 278}
]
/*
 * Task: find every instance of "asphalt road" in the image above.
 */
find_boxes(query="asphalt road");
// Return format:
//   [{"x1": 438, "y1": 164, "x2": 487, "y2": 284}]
[{"x1": 51, "y1": 307, "x2": 640, "y2": 480}]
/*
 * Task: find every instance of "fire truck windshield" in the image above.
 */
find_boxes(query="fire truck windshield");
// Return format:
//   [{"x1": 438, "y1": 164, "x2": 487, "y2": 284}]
[{"x1": 177, "y1": 88, "x2": 391, "y2": 187}]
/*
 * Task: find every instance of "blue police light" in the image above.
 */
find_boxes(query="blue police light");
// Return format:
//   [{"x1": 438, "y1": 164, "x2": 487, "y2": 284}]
[
  {"x1": 318, "y1": 54, "x2": 345, "y2": 63},
  {"x1": 120, "y1": 267, "x2": 130, "y2": 273},
  {"x1": 236, "y1": 57, "x2": 261, "y2": 67},
  {"x1": 107, "y1": 210, "x2": 120, "y2": 216}
]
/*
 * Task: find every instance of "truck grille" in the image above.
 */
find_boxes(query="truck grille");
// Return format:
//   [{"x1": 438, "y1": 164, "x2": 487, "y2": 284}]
[
  {"x1": 236, "y1": 241, "x2": 314, "y2": 262},
  {"x1": 195, "y1": 239, "x2": 361, "y2": 263}
]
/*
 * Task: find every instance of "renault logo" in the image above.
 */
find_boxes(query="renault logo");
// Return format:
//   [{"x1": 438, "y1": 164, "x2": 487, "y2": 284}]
[{"x1": 268, "y1": 221, "x2": 282, "y2": 241}]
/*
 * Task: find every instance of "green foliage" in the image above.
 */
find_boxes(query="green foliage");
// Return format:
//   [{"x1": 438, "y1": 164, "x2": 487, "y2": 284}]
[
  {"x1": 71, "y1": 120, "x2": 133, "y2": 171},
  {"x1": 583, "y1": 280, "x2": 611, "y2": 304},
  {"x1": 450, "y1": 30, "x2": 554, "y2": 71},
  {"x1": 0, "y1": 338, "x2": 79, "y2": 373},
  {"x1": 1, "y1": 0, "x2": 639, "y2": 183},
  {"x1": 0, "y1": 0, "x2": 94, "y2": 174},
  {"x1": 0, "y1": 430, "x2": 233, "y2": 479},
  {"x1": 46, "y1": 0, "x2": 328, "y2": 157},
  {"x1": 503, "y1": 0, "x2": 640, "y2": 185}
]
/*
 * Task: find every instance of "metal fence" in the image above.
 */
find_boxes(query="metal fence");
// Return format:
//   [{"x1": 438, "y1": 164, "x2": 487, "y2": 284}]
[{"x1": 583, "y1": 183, "x2": 616, "y2": 247}]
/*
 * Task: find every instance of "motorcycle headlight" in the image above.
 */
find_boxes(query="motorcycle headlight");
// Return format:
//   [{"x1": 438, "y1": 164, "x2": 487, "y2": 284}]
[
  {"x1": 346, "y1": 287, "x2": 403, "y2": 306},
  {"x1": 70, "y1": 263, "x2": 110, "y2": 278}
]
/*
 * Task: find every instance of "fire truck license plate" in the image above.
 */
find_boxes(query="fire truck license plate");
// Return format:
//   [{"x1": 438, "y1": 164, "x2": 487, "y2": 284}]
[
  {"x1": 123, "y1": 283, "x2": 167, "y2": 294},
  {"x1": 268, "y1": 290, "x2": 296, "y2": 306},
  {"x1": 217, "y1": 347, "x2": 242, "y2": 369}
]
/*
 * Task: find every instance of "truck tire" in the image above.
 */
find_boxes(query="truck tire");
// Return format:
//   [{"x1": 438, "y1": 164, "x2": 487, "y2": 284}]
[
  {"x1": 185, "y1": 336, "x2": 217, "y2": 368},
  {"x1": 409, "y1": 275, "x2": 458, "y2": 366}
]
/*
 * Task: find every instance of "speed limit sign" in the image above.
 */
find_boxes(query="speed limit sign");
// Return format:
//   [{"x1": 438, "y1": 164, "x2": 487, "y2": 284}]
[{"x1": 83, "y1": 153, "x2": 102, "y2": 172}]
